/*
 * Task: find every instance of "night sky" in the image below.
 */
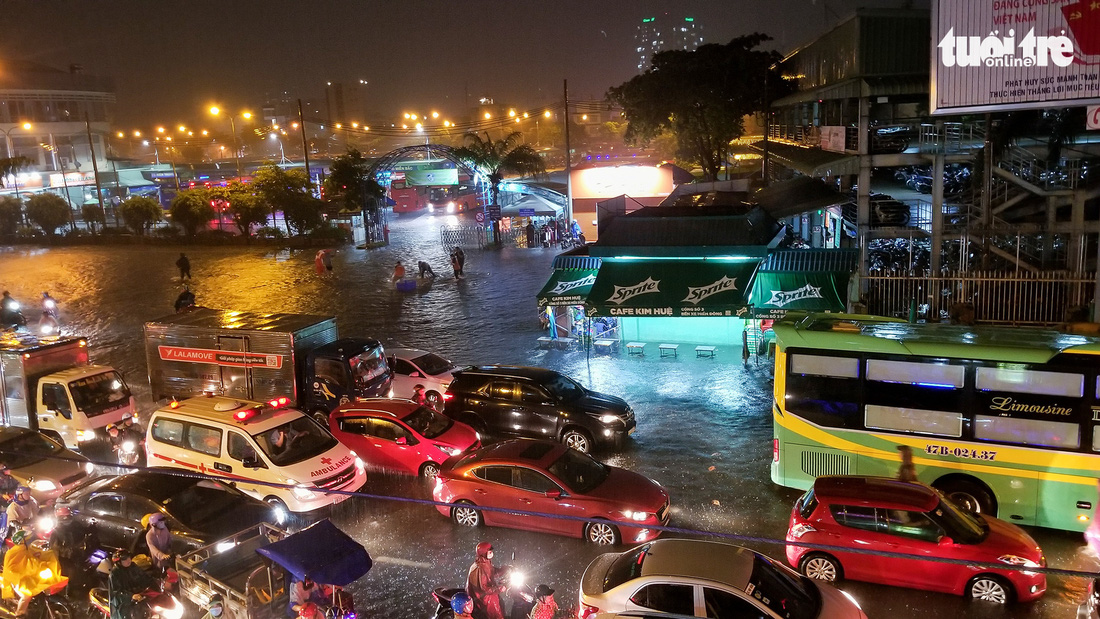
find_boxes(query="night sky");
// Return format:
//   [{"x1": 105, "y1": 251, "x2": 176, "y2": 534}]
[{"x1": 3, "y1": 0, "x2": 928, "y2": 127}]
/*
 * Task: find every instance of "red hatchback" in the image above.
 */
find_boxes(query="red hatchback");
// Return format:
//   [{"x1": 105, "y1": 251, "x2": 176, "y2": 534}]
[
  {"x1": 786, "y1": 476, "x2": 1046, "y2": 605},
  {"x1": 432, "y1": 438, "x2": 670, "y2": 545},
  {"x1": 328, "y1": 399, "x2": 480, "y2": 478}
]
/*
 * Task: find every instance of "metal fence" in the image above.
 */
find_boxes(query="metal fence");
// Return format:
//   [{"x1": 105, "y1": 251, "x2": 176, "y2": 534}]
[
  {"x1": 864, "y1": 271, "x2": 1095, "y2": 325},
  {"x1": 440, "y1": 225, "x2": 486, "y2": 250}
]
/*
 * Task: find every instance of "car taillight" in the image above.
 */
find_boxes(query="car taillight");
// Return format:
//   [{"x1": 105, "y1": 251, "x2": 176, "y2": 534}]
[
  {"x1": 773, "y1": 438, "x2": 779, "y2": 463},
  {"x1": 578, "y1": 603, "x2": 599, "y2": 619},
  {"x1": 442, "y1": 393, "x2": 454, "y2": 400},
  {"x1": 789, "y1": 523, "x2": 815, "y2": 539}
]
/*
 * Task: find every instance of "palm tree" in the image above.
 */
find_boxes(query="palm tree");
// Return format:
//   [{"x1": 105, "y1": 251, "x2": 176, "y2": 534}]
[
  {"x1": 0, "y1": 156, "x2": 31, "y2": 187},
  {"x1": 453, "y1": 131, "x2": 546, "y2": 246}
]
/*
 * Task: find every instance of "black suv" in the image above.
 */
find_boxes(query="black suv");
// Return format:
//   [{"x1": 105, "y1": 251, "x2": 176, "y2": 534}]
[{"x1": 442, "y1": 366, "x2": 636, "y2": 453}]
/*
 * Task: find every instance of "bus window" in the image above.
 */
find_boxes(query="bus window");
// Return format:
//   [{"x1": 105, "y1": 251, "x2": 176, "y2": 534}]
[
  {"x1": 1093, "y1": 427, "x2": 1100, "y2": 451},
  {"x1": 790, "y1": 354, "x2": 858, "y2": 378},
  {"x1": 975, "y1": 415, "x2": 1080, "y2": 449},
  {"x1": 865, "y1": 404, "x2": 963, "y2": 438},
  {"x1": 867, "y1": 360, "x2": 964, "y2": 388},
  {"x1": 977, "y1": 367, "x2": 1083, "y2": 398}
]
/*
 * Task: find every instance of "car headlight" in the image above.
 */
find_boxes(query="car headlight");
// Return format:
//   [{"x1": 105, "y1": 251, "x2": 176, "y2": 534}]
[
  {"x1": 292, "y1": 485, "x2": 316, "y2": 501},
  {"x1": 30, "y1": 479, "x2": 57, "y2": 492},
  {"x1": 622, "y1": 510, "x2": 650, "y2": 522},
  {"x1": 998, "y1": 554, "x2": 1040, "y2": 568},
  {"x1": 76, "y1": 430, "x2": 96, "y2": 442},
  {"x1": 84, "y1": 462, "x2": 94, "y2": 474},
  {"x1": 599, "y1": 414, "x2": 619, "y2": 424},
  {"x1": 435, "y1": 444, "x2": 461, "y2": 456}
]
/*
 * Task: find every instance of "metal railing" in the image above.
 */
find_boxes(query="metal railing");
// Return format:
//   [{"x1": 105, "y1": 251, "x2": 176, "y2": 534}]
[
  {"x1": 864, "y1": 270, "x2": 1095, "y2": 325},
  {"x1": 440, "y1": 225, "x2": 486, "y2": 250}
]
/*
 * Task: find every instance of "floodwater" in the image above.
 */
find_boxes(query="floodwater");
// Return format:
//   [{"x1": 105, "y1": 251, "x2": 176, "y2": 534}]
[{"x1": 0, "y1": 212, "x2": 1094, "y2": 619}]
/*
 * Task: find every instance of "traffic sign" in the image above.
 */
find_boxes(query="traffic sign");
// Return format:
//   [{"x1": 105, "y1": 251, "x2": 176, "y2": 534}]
[
  {"x1": 474, "y1": 211, "x2": 485, "y2": 223},
  {"x1": 518, "y1": 208, "x2": 536, "y2": 217},
  {"x1": 488, "y1": 204, "x2": 502, "y2": 220},
  {"x1": 1089, "y1": 105, "x2": 1100, "y2": 131}
]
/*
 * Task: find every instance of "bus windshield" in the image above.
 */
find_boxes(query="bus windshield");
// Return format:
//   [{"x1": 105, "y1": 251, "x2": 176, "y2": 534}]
[{"x1": 69, "y1": 371, "x2": 131, "y2": 417}]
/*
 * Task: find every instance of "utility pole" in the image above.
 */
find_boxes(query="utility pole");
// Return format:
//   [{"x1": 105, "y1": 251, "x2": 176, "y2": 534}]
[
  {"x1": 563, "y1": 79, "x2": 573, "y2": 228},
  {"x1": 85, "y1": 113, "x2": 109, "y2": 225},
  {"x1": 298, "y1": 99, "x2": 312, "y2": 196}
]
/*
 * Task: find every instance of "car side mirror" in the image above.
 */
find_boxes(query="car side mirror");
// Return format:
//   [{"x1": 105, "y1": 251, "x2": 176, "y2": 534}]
[
  {"x1": 938, "y1": 536, "x2": 954, "y2": 546},
  {"x1": 242, "y1": 456, "x2": 265, "y2": 469},
  {"x1": 395, "y1": 437, "x2": 407, "y2": 445},
  {"x1": 544, "y1": 490, "x2": 562, "y2": 499}
]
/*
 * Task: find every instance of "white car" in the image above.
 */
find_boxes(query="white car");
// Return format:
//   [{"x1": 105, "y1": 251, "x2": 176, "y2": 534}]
[
  {"x1": 579, "y1": 539, "x2": 866, "y2": 619},
  {"x1": 386, "y1": 347, "x2": 457, "y2": 410}
]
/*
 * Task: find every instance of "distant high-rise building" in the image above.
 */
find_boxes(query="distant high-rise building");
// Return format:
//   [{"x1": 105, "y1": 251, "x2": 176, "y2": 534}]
[
  {"x1": 324, "y1": 80, "x2": 370, "y2": 127},
  {"x1": 635, "y1": 15, "x2": 703, "y2": 71}
]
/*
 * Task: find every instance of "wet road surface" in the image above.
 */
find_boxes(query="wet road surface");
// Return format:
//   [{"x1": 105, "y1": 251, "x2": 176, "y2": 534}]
[{"x1": 0, "y1": 211, "x2": 1096, "y2": 619}]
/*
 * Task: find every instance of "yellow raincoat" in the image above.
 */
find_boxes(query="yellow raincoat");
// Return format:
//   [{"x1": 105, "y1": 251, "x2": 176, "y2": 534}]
[{"x1": 2, "y1": 543, "x2": 66, "y2": 599}]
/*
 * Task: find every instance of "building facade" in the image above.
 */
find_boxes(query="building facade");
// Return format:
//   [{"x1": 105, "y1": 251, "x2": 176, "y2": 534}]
[{"x1": 635, "y1": 15, "x2": 703, "y2": 72}]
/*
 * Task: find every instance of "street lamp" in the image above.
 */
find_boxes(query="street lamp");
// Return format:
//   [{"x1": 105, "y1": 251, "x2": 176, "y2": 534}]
[
  {"x1": 209, "y1": 106, "x2": 252, "y2": 180},
  {"x1": 1, "y1": 122, "x2": 33, "y2": 203}
]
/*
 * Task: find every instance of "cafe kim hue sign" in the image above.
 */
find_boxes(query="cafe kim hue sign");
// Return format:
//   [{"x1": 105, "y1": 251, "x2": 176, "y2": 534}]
[{"x1": 931, "y1": 0, "x2": 1100, "y2": 114}]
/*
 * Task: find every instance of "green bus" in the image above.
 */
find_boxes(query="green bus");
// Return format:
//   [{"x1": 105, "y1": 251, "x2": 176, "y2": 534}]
[{"x1": 771, "y1": 313, "x2": 1100, "y2": 532}]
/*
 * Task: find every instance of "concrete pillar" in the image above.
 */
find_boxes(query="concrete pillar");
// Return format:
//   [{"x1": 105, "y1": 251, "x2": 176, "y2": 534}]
[
  {"x1": 931, "y1": 154, "x2": 945, "y2": 274},
  {"x1": 857, "y1": 97, "x2": 872, "y2": 278},
  {"x1": 1069, "y1": 191, "x2": 1087, "y2": 273}
]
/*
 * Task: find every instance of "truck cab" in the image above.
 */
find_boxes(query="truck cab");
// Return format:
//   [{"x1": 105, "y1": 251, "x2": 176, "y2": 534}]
[
  {"x1": 36, "y1": 365, "x2": 135, "y2": 448},
  {"x1": 304, "y1": 338, "x2": 393, "y2": 424}
]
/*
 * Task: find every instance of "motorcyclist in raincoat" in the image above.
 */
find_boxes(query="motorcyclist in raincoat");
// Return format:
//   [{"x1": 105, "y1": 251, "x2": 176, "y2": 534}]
[
  {"x1": 107, "y1": 549, "x2": 156, "y2": 619},
  {"x1": 2, "y1": 529, "x2": 65, "y2": 618},
  {"x1": 466, "y1": 542, "x2": 504, "y2": 619}
]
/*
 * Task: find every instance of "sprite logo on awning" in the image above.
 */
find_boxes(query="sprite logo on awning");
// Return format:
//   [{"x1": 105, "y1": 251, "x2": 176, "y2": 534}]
[
  {"x1": 682, "y1": 276, "x2": 738, "y2": 305},
  {"x1": 609, "y1": 277, "x2": 660, "y2": 304},
  {"x1": 766, "y1": 284, "x2": 824, "y2": 307},
  {"x1": 549, "y1": 274, "x2": 597, "y2": 295}
]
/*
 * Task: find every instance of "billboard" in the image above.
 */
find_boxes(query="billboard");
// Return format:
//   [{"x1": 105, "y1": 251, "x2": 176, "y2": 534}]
[{"x1": 931, "y1": 0, "x2": 1100, "y2": 114}]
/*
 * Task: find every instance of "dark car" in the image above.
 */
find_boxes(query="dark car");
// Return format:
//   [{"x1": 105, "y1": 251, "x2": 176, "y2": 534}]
[
  {"x1": 442, "y1": 366, "x2": 636, "y2": 453},
  {"x1": 55, "y1": 471, "x2": 278, "y2": 556}
]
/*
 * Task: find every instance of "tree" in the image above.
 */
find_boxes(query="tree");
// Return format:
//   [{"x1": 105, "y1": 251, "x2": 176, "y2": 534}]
[
  {"x1": 0, "y1": 156, "x2": 31, "y2": 188},
  {"x1": 453, "y1": 131, "x2": 546, "y2": 246},
  {"x1": 118, "y1": 196, "x2": 163, "y2": 235},
  {"x1": 608, "y1": 34, "x2": 787, "y2": 181},
  {"x1": 324, "y1": 149, "x2": 384, "y2": 215},
  {"x1": 283, "y1": 193, "x2": 325, "y2": 235},
  {"x1": 169, "y1": 191, "x2": 216, "y2": 236},
  {"x1": 209, "y1": 182, "x2": 267, "y2": 237},
  {"x1": 81, "y1": 203, "x2": 106, "y2": 234},
  {"x1": 25, "y1": 193, "x2": 71, "y2": 236},
  {"x1": 251, "y1": 164, "x2": 313, "y2": 234},
  {"x1": 0, "y1": 196, "x2": 22, "y2": 235}
]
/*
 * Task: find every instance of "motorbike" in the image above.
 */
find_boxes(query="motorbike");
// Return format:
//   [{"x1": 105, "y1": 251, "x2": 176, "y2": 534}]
[
  {"x1": 89, "y1": 570, "x2": 183, "y2": 619},
  {"x1": 430, "y1": 566, "x2": 538, "y2": 619},
  {"x1": 1, "y1": 296, "x2": 26, "y2": 328},
  {"x1": 0, "y1": 537, "x2": 73, "y2": 619},
  {"x1": 41, "y1": 294, "x2": 59, "y2": 321}
]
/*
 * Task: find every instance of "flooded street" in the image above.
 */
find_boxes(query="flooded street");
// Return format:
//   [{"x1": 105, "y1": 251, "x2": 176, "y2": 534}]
[{"x1": 0, "y1": 212, "x2": 1093, "y2": 619}]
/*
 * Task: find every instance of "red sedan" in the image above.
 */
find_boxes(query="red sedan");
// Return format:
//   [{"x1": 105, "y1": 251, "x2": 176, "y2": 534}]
[
  {"x1": 786, "y1": 476, "x2": 1046, "y2": 604},
  {"x1": 433, "y1": 439, "x2": 669, "y2": 545},
  {"x1": 328, "y1": 399, "x2": 480, "y2": 478}
]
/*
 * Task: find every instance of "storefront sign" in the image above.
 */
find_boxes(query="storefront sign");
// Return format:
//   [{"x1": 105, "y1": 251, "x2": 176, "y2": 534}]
[
  {"x1": 158, "y1": 345, "x2": 283, "y2": 369},
  {"x1": 932, "y1": 0, "x2": 1100, "y2": 113},
  {"x1": 48, "y1": 171, "x2": 96, "y2": 188},
  {"x1": 518, "y1": 208, "x2": 536, "y2": 216},
  {"x1": 820, "y1": 126, "x2": 847, "y2": 153},
  {"x1": 1089, "y1": 105, "x2": 1100, "y2": 130},
  {"x1": 766, "y1": 284, "x2": 825, "y2": 308}
]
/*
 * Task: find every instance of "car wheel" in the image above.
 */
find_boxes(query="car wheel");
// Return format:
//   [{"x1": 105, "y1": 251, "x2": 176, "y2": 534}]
[
  {"x1": 934, "y1": 478, "x2": 997, "y2": 516},
  {"x1": 419, "y1": 462, "x2": 441, "y2": 479},
  {"x1": 968, "y1": 575, "x2": 1011, "y2": 604},
  {"x1": 800, "y1": 553, "x2": 842, "y2": 583},
  {"x1": 585, "y1": 521, "x2": 619, "y2": 545},
  {"x1": 426, "y1": 391, "x2": 443, "y2": 411},
  {"x1": 312, "y1": 410, "x2": 330, "y2": 427},
  {"x1": 452, "y1": 501, "x2": 482, "y2": 527},
  {"x1": 265, "y1": 496, "x2": 290, "y2": 520},
  {"x1": 562, "y1": 428, "x2": 592, "y2": 453}
]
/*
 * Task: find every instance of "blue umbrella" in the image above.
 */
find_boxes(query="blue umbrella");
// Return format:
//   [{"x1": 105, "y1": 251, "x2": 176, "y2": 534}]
[{"x1": 256, "y1": 520, "x2": 372, "y2": 586}]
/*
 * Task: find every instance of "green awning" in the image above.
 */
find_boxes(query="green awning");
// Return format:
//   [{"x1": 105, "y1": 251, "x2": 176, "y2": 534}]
[
  {"x1": 585, "y1": 261, "x2": 757, "y2": 317},
  {"x1": 749, "y1": 271, "x2": 850, "y2": 319},
  {"x1": 537, "y1": 269, "x2": 598, "y2": 306}
]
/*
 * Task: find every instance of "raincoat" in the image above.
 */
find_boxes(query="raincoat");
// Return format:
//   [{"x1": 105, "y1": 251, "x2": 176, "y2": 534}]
[
  {"x1": 146, "y1": 526, "x2": 172, "y2": 569},
  {"x1": 108, "y1": 563, "x2": 155, "y2": 619},
  {"x1": 2, "y1": 542, "x2": 65, "y2": 600},
  {"x1": 466, "y1": 552, "x2": 503, "y2": 619}
]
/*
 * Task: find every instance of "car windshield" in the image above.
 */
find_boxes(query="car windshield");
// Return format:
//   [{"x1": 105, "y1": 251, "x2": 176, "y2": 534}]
[
  {"x1": 411, "y1": 353, "x2": 454, "y2": 376},
  {"x1": 0, "y1": 432, "x2": 62, "y2": 468},
  {"x1": 69, "y1": 371, "x2": 131, "y2": 415},
  {"x1": 252, "y1": 417, "x2": 339, "y2": 467},
  {"x1": 930, "y1": 496, "x2": 988, "y2": 544},
  {"x1": 603, "y1": 543, "x2": 651, "y2": 591},
  {"x1": 401, "y1": 405, "x2": 453, "y2": 439},
  {"x1": 747, "y1": 553, "x2": 821, "y2": 619},
  {"x1": 547, "y1": 447, "x2": 607, "y2": 494},
  {"x1": 350, "y1": 349, "x2": 387, "y2": 383},
  {"x1": 544, "y1": 374, "x2": 586, "y2": 402},
  {"x1": 162, "y1": 479, "x2": 247, "y2": 529}
]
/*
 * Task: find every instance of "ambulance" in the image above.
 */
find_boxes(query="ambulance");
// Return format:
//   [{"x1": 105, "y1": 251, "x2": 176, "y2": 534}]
[{"x1": 145, "y1": 394, "x2": 366, "y2": 514}]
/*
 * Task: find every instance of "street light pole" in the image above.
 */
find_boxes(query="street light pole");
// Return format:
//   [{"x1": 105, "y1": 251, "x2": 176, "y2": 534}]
[
  {"x1": 230, "y1": 116, "x2": 242, "y2": 181},
  {"x1": 297, "y1": 99, "x2": 312, "y2": 196},
  {"x1": 85, "y1": 113, "x2": 109, "y2": 225}
]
